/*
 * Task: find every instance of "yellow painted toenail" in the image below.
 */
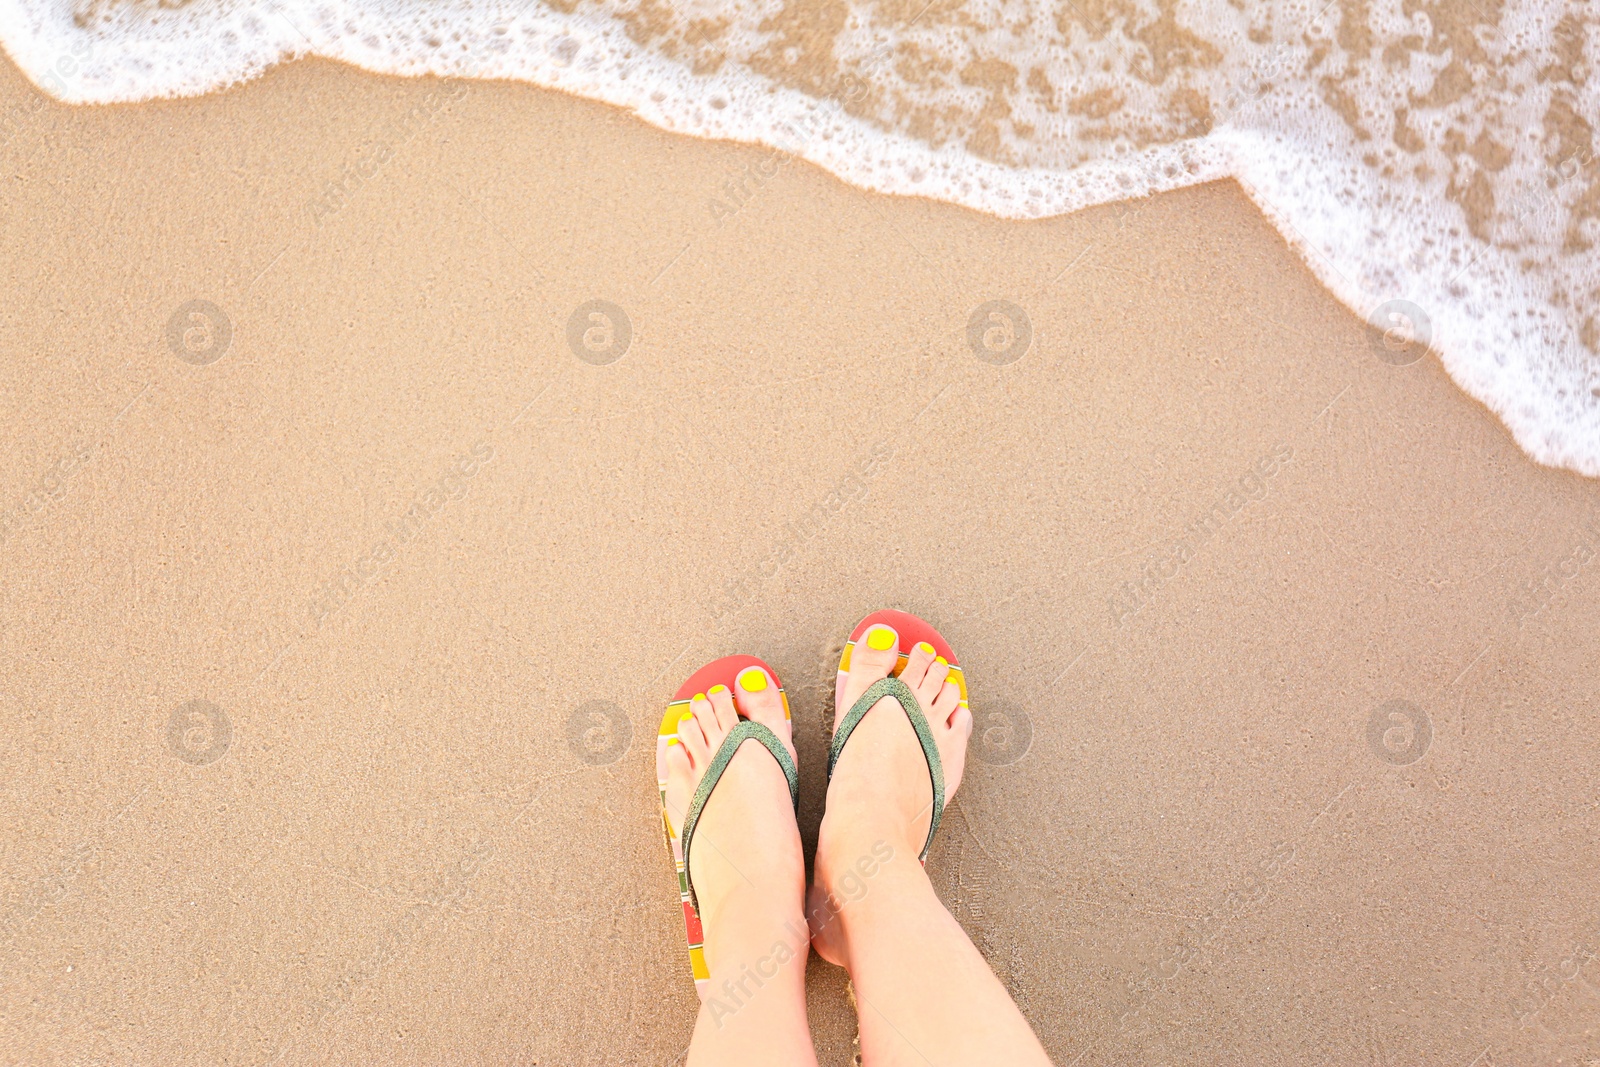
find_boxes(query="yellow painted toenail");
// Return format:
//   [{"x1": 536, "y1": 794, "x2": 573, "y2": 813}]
[
  {"x1": 667, "y1": 736, "x2": 680, "y2": 745},
  {"x1": 918, "y1": 642, "x2": 935, "y2": 655},
  {"x1": 709, "y1": 684, "x2": 729, "y2": 696},
  {"x1": 693, "y1": 692, "x2": 707, "y2": 704},
  {"x1": 680, "y1": 710, "x2": 695, "y2": 722},
  {"x1": 935, "y1": 655, "x2": 947, "y2": 666},
  {"x1": 738, "y1": 667, "x2": 767, "y2": 692},
  {"x1": 867, "y1": 627, "x2": 896, "y2": 651}
]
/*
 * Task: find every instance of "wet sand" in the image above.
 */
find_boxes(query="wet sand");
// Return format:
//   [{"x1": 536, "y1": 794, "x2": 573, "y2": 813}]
[{"x1": 1, "y1": 54, "x2": 1598, "y2": 1066}]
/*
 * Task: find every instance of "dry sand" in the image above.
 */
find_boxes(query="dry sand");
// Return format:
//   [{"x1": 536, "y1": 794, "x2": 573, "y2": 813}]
[{"x1": 1, "y1": 53, "x2": 1598, "y2": 1067}]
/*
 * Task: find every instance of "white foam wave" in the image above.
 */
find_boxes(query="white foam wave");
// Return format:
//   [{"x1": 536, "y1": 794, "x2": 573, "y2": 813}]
[{"x1": 2, "y1": 0, "x2": 1596, "y2": 474}]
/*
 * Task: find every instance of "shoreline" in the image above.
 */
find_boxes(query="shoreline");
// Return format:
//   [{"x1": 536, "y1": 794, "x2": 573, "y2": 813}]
[{"x1": 3, "y1": 3, "x2": 1597, "y2": 475}]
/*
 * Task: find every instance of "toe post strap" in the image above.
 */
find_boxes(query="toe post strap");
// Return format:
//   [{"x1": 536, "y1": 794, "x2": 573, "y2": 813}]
[
  {"x1": 827, "y1": 676, "x2": 946, "y2": 863},
  {"x1": 679, "y1": 720, "x2": 799, "y2": 913}
]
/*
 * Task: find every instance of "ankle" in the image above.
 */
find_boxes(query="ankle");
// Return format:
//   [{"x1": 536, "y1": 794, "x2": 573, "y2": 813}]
[
  {"x1": 809, "y1": 842, "x2": 935, "y2": 962},
  {"x1": 811, "y1": 816, "x2": 925, "y2": 919},
  {"x1": 701, "y1": 880, "x2": 807, "y2": 964},
  {"x1": 698, "y1": 921, "x2": 811, "y2": 1037}
]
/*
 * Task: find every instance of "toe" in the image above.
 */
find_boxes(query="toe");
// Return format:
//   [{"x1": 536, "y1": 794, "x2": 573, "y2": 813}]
[
  {"x1": 950, "y1": 705, "x2": 973, "y2": 739},
  {"x1": 914, "y1": 653, "x2": 950, "y2": 706},
  {"x1": 734, "y1": 665, "x2": 794, "y2": 755},
  {"x1": 734, "y1": 665, "x2": 782, "y2": 721},
  {"x1": 706, "y1": 684, "x2": 738, "y2": 734},
  {"x1": 937, "y1": 703, "x2": 974, "y2": 801},
  {"x1": 901, "y1": 640, "x2": 938, "y2": 688},
  {"x1": 678, "y1": 700, "x2": 710, "y2": 762},
  {"x1": 931, "y1": 678, "x2": 961, "y2": 722},
  {"x1": 692, "y1": 691, "x2": 729, "y2": 751},
  {"x1": 663, "y1": 742, "x2": 693, "y2": 831},
  {"x1": 847, "y1": 624, "x2": 900, "y2": 689}
]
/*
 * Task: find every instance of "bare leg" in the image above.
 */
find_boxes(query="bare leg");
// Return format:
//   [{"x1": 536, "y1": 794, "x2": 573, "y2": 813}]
[
  {"x1": 662, "y1": 670, "x2": 818, "y2": 1067},
  {"x1": 811, "y1": 627, "x2": 1051, "y2": 1066}
]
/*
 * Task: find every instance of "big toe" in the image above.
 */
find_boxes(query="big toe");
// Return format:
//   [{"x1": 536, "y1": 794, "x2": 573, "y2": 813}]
[
  {"x1": 838, "y1": 622, "x2": 900, "y2": 718},
  {"x1": 732, "y1": 665, "x2": 794, "y2": 760}
]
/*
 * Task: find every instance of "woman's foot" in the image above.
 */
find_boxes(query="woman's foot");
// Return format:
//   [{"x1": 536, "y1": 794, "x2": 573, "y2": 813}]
[
  {"x1": 810, "y1": 624, "x2": 973, "y2": 964},
  {"x1": 662, "y1": 666, "x2": 807, "y2": 976},
  {"x1": 807, "y1": 625, "x2": 1051, "y2": 1065}
]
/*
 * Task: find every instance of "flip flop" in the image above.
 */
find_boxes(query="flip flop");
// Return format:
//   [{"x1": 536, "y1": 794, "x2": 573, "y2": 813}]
[
  {"x1": 656, "y1": 655, "x2": 798, "y2": 999},
  {"x1": 831, "y1": 609, "x2": 967, "y2": 863}
]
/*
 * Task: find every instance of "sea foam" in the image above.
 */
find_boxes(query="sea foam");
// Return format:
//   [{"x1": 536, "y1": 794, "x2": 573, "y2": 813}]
[{"x1": 2, "y1": 0, "x2": 1596, "y2": 474}]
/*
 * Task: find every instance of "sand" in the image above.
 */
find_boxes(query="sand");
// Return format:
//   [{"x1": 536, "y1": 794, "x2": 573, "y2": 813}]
[{"x1": 1, "y1": 52, "x2": 1598, "y2": 1067}]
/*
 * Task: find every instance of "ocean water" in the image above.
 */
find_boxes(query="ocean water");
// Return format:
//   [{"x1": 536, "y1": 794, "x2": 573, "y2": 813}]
[{"x1": 3, "y1": 0, "x2": 1596, "y2": 474}]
